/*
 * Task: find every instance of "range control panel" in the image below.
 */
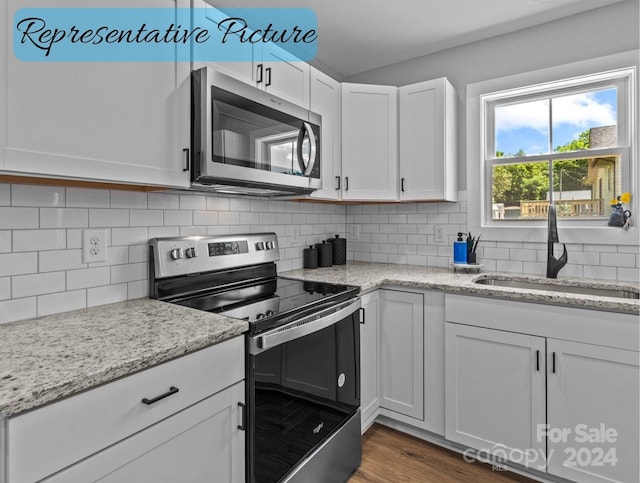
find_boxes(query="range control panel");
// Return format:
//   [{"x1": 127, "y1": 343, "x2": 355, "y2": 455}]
[{"x1": 151, "y1": 233, "x2": 279, "y2": 279}]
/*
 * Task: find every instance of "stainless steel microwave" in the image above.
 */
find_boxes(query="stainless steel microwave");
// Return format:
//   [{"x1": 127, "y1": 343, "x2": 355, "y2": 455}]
[{"x1": 191, "y1": 67, "x2": 321, "y2": 196}]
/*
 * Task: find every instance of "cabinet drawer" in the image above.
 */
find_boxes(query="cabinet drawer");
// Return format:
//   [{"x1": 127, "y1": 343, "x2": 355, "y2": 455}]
[
  {"x1": 7, "y1": 336, "x2": 244, "y2": 483},
  {"x1": 445, "y1": 294, "x2": 639, "y2": 351}
]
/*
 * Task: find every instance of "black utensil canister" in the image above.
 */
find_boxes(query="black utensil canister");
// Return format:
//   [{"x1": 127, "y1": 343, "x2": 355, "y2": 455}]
[
  {"x1": 327, "y1": 234, "x2": 346, "y2": 265},
  {"x1": 303, "y1": 245, "x2": 318, "y2": 269},
  {"x1": 315, "y1": 241, "x2": 333, "y2": 267}
]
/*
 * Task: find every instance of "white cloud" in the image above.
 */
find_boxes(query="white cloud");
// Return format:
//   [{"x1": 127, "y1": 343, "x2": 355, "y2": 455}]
[{"x1": 495, "y1": 93, "x2": 616, "y2": 134}]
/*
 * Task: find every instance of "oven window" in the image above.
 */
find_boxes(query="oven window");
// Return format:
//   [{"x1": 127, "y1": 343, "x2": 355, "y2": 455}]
[{"x1": 250, "y1": 313, "x2": 359, "y2": 483}]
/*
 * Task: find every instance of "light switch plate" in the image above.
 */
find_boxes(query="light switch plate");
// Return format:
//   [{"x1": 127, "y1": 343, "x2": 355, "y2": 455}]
[{"x1": 82, "y1": 229, "x2": 108, "y2": 263}]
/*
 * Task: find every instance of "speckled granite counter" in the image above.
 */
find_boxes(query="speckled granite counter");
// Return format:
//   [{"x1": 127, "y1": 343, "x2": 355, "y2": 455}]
[
  {"x1": 0, "y1": 299, "x2": 247, "y2": 417},
  {"x1": 283, "y1": 262, "x2": 640, "y2": 315}
]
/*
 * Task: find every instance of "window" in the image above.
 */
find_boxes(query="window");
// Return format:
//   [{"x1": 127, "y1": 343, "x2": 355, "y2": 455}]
[{"x1": 482, "y1": 69, "x2": 632, "y2": 223}]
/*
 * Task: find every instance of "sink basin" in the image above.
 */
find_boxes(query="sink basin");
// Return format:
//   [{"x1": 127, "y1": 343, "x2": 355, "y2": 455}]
[{"x1": 474, "y1": 277, "x2": 639, "y2": 299}]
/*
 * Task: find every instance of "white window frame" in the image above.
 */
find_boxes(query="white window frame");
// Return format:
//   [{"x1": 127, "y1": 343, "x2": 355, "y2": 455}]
[{"x1": 467, "y1": 51, "x2": 638, "y2": 245}]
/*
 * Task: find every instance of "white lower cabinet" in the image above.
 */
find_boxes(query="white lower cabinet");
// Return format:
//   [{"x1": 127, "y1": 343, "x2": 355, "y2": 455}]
[
  {"x1": 6, "y1": 337, "x2": 245, "y2": 483},
  {"x1": 445, "y1": 294, "x2": 640, "y2": 483},
  {"x1": 445, "y1": 324, "x2": 546, "y2": 470},
  {"x1": 45, "y1": 382, "x2": 245, "y2": 483},
  {"x1": 359, "y1": 290, "x2": 380, "y2": 431},
  {"x1": 359, "y1": 288, "x2": 445, "y2": 436},
  {"x1": 379, "y1": 290, "x2": 424, "y2": 420},
  {"x1": 546, "y1": 339, "x2": 639, "y2": 483}
]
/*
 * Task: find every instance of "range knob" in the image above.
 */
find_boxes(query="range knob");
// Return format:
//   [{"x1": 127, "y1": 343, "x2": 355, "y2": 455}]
[
  {"x1": 266, "y1": 241, "x2": 275, "y2": 249},
  {"x1": 185, "y1": 247, "x2": 197, "y2": 258},
  {"x1": 255, "y1": 242, "x2": 265, "y2": 251},
  {"x1": 256, "y1": 313, "x2": 266, "y2": 320},
  {"x1": 170, "y1": 248, "x2": 184, "y2": 260}
]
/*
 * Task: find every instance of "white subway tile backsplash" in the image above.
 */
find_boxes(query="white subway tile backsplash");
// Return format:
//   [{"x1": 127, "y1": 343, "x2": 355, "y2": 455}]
[
  {"x1": 13, "y1": 272, "x2": 65, "y2": 298},
  {"x1": 38, "y1": 290, "x2": 86, "y2": 317},
  {"x1": 110, "y1": 191, "x2": 147, "y2": 209},
  {"x1": 67, "y1": 188, "x2": 110, "y2": 208},
  {"x1": 600, "y1": 252, "x2": 632, "y2": 268},
  {"x1": 0, "y1": 253, "x2": 38, "y2": 276},
  {"x1": 163, "y1": 210, "x2": 192, "y2": 226},
  {"x1": 13, "y1": 229, "x2": 66, "y2": 252},
  {"x1": 0, "y1": 184, "x2": 10, "y2": 206},
  {"x1": 0, "y1": 231, "x2": 11, "y2": 253},
  {"x1": 193, "y1": 211, "x2": 218, "y2": 226},
  {"x1": 0, "y1": 183, "x2": 635, "y2": 323},
  {"x1": 0, "y1": 298, "x2": 37, "y2": 324},
  {"x1": 617, "y1": 267, "x2": 640, "y2": 283},
  {"x1": 39, "y1": 249, "x2": 85, "y2": 272},
  {"x1": 40, "y1": 208, "x2": 89, "y2": 228},
  {"x1": 179, "y1": 195, "x2": 207, "y2": 211},
  {"x1": 12, "y1": 184, "x2": 65, "y2": 207},
  {"x1": 130, "y1": 210, "x2": 163, "y2": 227},
  {"x1": 148, "y1": 193, "x2": 180, "y2": 210},
  {"x1": 583, "y1": 265, "x2": 618, "y2": 281},
  {"x1": 0, "y1": 208, "x2": 39, "y2": 229},
  {"x1": 89, "y1": 209, "x2": 129, "y2": 227},
  {"x1": 111, "y1": 227, "x2": 148, "y2": 246},
  {"x1": 111, "y1": 263, "x2": 147, "y2": 284},
  {"x1": 0, "y1": 277, "x2": 10, "y2": 300},
  {"x1": 128, "y1": 280, "x2": 149, "y2": 299},
  {"x1": 67, "y1": 267, "x2": 110, "y2": 290},
  {"x1": 87, "y1": 284, "x2": 127, "y2": 307}
]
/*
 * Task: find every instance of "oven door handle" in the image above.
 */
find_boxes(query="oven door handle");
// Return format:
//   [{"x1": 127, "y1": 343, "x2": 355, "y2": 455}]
[{"x1": 250, "y1": 298, "x2": 360, "y2": 354}]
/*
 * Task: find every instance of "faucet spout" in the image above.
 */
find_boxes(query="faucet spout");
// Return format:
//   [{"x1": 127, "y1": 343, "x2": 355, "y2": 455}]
[{"x1": 547, "y1": 204, "x2": 567, "y2": 278}]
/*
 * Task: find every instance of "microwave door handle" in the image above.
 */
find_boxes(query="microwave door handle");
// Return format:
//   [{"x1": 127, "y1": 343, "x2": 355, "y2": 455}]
[{"x1": 296, "y1": 122, "x2": 317, "y2": 176}]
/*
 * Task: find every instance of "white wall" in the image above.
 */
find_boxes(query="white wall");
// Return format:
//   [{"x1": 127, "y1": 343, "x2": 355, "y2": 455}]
[{"x1": 0, "y1": 183, "x2": 346, "y2": 324}]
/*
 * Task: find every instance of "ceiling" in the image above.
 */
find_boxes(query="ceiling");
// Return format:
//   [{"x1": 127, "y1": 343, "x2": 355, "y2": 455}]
[{"x1": 211, "y1": 0, "x2": 625, "y2": 78}]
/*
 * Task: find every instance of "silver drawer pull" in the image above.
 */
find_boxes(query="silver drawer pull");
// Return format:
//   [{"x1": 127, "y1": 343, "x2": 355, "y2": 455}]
[{"x1": 142, "y1": 386, "x2": 179, "y2": 405}]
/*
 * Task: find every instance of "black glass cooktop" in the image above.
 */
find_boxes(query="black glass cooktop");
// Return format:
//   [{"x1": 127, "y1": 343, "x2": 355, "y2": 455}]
[{"x1": 171, "y1": 276, "x2": 358, "y2": 334}]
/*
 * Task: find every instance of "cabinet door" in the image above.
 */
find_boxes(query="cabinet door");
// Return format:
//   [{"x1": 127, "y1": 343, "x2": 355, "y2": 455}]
[
  {"x1": 45, "y1": 382, "x2": 245, "y2": 483},
  {"x1": 309, "y1": 67, "x2": 342, "y2": 200},
  {"x1": 341, "y1": 83, "x2": 398, "y2": 201},
  {"x1": 194, "y1": 1, "x2": 256, "y2": 84},
  {"x1": 379, "y1": 290, "x2": 423, "y2": 420},
  {"x1": 398, "y1": 78, "x2": 457, "y2": 201},
  {"x1": 445, "y1": 323, "x2": 546, "y2": 470},
  {"x1": 2, "y1": 0, "x2": 190, "y2": 188},
  {"x1": 547, "y1": 339, "x2": 639, "y2": 483},
  {"x1": 261, "y1": 44, "x2": 310, "y2": 107},
  {"x1": 359, "y1": 291, "x2": 379, "y2": 431}
]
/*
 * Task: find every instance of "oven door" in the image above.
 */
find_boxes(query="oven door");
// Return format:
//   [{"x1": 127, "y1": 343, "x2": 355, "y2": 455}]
[{"x1": 247, "y1": 298, "x2": 361, "y2": 483}]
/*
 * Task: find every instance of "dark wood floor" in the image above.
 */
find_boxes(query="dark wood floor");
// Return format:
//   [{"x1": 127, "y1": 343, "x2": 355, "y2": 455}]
[{"x1": 349, "y1": 424, "x2": 537, "y2": 483}]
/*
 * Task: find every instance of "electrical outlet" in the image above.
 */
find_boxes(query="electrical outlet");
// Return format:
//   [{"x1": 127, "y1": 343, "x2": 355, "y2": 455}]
[
  {"x1": 434, "y1": 225, "x2": 446, "y2": 244},
  {"x1": 82, "y1": 229, "x2": 108, "y2": 263},
  {"x1": 291, "y1": 226, "x2": 300, "y2": 244},
  {"x1": 349, "y1": 224, "x2": 360, "y2": 241}
]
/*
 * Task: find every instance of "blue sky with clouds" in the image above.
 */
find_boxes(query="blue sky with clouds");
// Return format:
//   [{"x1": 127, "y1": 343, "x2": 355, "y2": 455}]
[{"x1": 495, "y1": 88, "x2": 617, "y2": 156}]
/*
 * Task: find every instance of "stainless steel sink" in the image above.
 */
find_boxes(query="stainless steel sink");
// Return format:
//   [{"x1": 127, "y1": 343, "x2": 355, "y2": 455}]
[{"x1": 474, "y1": 277, "x2": 639, "y2": 299}]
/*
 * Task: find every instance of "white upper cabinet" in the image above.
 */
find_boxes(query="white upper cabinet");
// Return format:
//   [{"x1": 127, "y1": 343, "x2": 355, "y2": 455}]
[
  {"x1": 399, "y1": 78, "x2": 457, "y2": 201},
  {"x1": 341, "y1": 83, "x2": 398, "y2": 201},
  {"x1": 309, "y1": 67, "x2": 342, "y2": 200},
  {"x1": 197, "y1": 3, "x2": 310, "y2": 107},
  {"x1": 1, "y1": 0, "x2": 191, "y2": 188}
]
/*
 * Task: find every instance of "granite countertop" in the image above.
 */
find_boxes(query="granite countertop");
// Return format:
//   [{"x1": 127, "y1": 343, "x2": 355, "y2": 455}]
[
  {"x1": 283, "y1": 262, "x2": 640, "y2": 315},
  {"x1": 0, "y1": 299, "x2": 247, "y2": 418}
]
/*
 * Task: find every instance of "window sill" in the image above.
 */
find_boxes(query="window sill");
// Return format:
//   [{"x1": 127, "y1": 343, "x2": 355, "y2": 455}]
[{"x1": 468, "y1": 223, "x2": 638, "y2": 246}]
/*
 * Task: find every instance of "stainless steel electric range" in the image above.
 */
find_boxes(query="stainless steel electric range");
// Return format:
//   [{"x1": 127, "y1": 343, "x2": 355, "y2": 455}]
[{"x1": 149, "y1": 233, "x2": 362, "y2": 483}]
